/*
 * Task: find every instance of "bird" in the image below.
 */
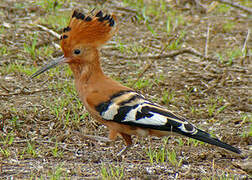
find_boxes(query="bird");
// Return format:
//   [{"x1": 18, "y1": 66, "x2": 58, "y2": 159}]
[{"x1": 31, "y1": 10, "x2": 241, "y2": 155}]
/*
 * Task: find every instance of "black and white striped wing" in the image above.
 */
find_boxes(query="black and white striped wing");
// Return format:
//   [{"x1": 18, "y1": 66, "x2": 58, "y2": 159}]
[
  {"x1": 95, "y1": 90, "x2": 198, "y2": 135},
  {"x1": 95, "y1": 90, "x2": 241, "y2": 154}
]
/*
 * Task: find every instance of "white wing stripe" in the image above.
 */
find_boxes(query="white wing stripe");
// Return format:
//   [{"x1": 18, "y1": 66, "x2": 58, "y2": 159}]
[
  {"x1": 123, "y1": 105, "x2": 167, "y2": 126},
  {"x1": 102, "y1": 103, "x2": 119, "y2": 120}
]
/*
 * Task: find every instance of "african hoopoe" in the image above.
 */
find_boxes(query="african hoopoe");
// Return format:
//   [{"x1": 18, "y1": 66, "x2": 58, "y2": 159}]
[{"x1": 31, "y1": 10, "x2": 241, "y2": 154}]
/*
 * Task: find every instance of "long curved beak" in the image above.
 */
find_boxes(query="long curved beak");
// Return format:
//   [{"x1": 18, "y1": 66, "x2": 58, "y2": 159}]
[{"x1": 31, "y1": 55, "x2": 67, "y2": 78}]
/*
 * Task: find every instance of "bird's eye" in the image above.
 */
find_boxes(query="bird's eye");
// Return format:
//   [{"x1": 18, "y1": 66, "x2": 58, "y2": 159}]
[{"x1": 74, "y1": 49, "x2": 81, "y2": 55}]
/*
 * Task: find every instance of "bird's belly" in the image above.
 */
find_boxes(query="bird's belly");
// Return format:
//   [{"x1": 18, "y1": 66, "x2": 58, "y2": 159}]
[
  {"x1": 135, "y1": 128, "x2": 149, "y2": 136},
  {"x1": 149, "y1": 129, "x2": 179, "y2": 137}
]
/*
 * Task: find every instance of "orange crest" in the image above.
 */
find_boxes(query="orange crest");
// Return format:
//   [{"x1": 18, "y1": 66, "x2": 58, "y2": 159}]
[{"x1": 60, "y1": 10, "x2": 117, "y2": 53}]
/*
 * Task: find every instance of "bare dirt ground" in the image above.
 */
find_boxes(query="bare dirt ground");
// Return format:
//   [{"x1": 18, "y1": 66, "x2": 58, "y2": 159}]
[{"x1": 0, "y1": 0, "x2": 251, "y2": 179}]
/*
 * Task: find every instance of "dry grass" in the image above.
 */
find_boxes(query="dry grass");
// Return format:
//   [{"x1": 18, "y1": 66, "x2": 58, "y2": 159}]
[{"x1": 0, "y1": 0, "x2": 251, "y2": 179}]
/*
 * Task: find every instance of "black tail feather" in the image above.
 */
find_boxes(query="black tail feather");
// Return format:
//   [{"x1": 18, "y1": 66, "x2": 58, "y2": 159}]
[{"x1": 185, "y1": 129, "x2": 241, "y2": 154}]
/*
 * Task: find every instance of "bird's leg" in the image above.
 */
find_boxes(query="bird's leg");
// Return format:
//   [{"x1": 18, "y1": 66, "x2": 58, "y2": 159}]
[
  {"x1": 108, "y1": 129, "x2": 118, "y2": 141},
  {"x1": 117, "y1": 133, "x2": 132, "y2": 156},
  {"x1": 107, "y1": 129, "x2": 119, "y2": 148}
]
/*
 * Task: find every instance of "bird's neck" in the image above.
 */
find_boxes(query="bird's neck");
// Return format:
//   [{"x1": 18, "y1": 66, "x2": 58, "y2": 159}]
[
  {"x1": 69, "y1": 49, "x2": 105, "y2": 87},
  {"x1": 68, "y1": 48, "x2": 132, "y2": 110}
]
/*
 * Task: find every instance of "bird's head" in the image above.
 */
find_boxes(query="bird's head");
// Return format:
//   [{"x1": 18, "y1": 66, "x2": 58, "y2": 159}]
[{"x1": 31, "y1": 10, "x2": 117, "y2": 78}]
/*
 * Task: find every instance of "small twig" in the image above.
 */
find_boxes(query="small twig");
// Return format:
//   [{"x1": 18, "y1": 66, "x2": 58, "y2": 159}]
[
  {"x1": 215, "y1": 0, "x2": 252, "y2": 14},
  {"x1": 0, "y1": 88, "x2": 52, "y2": 97},
  {"x1": 52, "y1": 42, "x2": 61, "y2": 49},
  {"x1": 113, "y1": 6, "x2": 138, "y2": 14},
  {"x1": 180, "y1": 165, "x2": 191, "y2": 177},
  {"x1": 242, "y1": 29, "x2": 250, "y2": 54},
  {"x1": 112, "y1": 1, "x2": 138, "y2": 15},
  {"x1": 130, "y1": 45, "x2": 169, "y2": 87},
  {"x1": 194, "y1": 0, "x2": 208, "y2": 13},
  {"x1": 212, "y1": 158, "x2": 216, "y2": 176},
  {"x1": 103, "y1": 48, "x2": 217, "y2": 61},
  {"x1": 36, "y1": 24, "x2": 61, "y2": 49},
  {"x1": 74, "y1": 131, "x2": 112, "y2": 142},
  {"x1": 207, "y1": 1, "x2": 219, "y2": 13},
  {"x1": 0, "y1": 83, "x2": 10, "y2": 93},
  {"x1": 205, "y1": 23, "x2": 210, "y2": 57},
  {"x1": 36, "y1": 24, "x2": 60, "y2": 39},
  {"x1": 130, "y1": 63, "x2": 151, "y2": 88}
]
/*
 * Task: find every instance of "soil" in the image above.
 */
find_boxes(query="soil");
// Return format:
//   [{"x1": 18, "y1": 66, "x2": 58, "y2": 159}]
[{"x1": 0, "y1": 0, "x2": 251, "y2": 179}]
